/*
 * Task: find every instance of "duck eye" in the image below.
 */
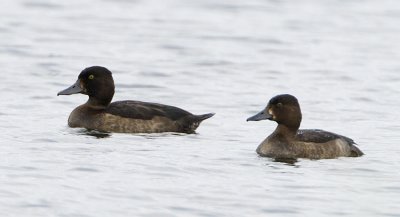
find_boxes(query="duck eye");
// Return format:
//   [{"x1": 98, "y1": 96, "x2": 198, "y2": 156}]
[
  {"x1": 277, "y1": 102, "x2": 283, "y2": 108},
  {"x1": 88, "y1": 75, "x2": 94, "y2": 80}
]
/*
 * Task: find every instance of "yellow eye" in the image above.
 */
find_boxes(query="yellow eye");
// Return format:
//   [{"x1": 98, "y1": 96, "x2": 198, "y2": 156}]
[{"x1": 88, "y1": 75, "x2": 94, "y2": 80}]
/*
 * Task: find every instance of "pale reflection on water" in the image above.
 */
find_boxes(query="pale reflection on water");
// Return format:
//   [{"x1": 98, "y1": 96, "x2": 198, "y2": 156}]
[{"x1": 1, "y1": 0, "x2": 400, "y2": 216}]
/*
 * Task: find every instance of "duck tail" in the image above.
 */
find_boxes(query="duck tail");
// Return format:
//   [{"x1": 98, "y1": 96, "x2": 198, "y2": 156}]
[
  {"x1": 350, "y1": 144, "x2": 364, "y2": 157},
  {"x1": 194, "y1": 113, "x2": 215, "y2": 122}
]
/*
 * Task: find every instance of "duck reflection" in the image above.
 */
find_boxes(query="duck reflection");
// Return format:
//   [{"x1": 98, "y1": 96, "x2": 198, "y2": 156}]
[
  {"x1": 79, "y1": 129, "x2": 111, "y2": 139},
  {"x1": 273, "y1": 158, "x2": 298, "y2": 165}
]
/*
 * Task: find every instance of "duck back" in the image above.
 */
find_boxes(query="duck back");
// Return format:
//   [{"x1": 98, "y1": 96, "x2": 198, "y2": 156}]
[
  {"x1": 256, "y1": 129, "x2": 363, "y2": 159},
  {"x1": 69, "y1": 100, "x2": 214, "y2": 133}
]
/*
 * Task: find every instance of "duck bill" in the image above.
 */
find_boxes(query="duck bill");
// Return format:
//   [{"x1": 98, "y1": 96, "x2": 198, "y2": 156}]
[
  {"x1": 246, "y1": 110, "x2": 272, "y2": 121},
  {"x1": 57, "y1": 79, "x2": 82, "y2": 96}
]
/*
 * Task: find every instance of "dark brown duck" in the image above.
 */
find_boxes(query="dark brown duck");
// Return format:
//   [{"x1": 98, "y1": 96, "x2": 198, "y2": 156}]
[
  {"x1": 247, "y1": 94, "x2": 363, "y2": 160},
  {"x1": 58, "y1": 66, "x2": 214, "y2": 133}
]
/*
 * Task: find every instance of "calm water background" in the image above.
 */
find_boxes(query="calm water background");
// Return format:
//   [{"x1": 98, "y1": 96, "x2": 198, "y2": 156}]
[{"x1": 1, "y1": 0, "x2": 400, "y2": 216}]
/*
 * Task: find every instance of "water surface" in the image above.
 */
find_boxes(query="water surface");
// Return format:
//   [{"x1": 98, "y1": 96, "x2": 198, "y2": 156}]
[{"x1": 1, "y1": 0, "x2": 400, "y2": 216}]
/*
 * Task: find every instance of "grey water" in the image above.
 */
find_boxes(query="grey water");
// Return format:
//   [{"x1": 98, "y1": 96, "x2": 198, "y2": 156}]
[{"x1": 1, "y1": 0, "x2": 400, "y2": 216}]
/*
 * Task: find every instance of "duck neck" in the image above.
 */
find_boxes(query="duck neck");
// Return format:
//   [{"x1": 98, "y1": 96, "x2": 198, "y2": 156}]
[
  {"x1": 86, "y1": 86, "x2": 114, "y2": 109},
  {"x1": 87, "y1": 96, "x2": 112, "y2": 109},
  {"x1": 273, "y1": 124, "x2": 298, "y2": 139}
]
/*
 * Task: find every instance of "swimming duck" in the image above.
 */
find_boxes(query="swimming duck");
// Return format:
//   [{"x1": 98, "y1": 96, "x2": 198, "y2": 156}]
[
  {"x1": 58, "y1": 66, "x2": 214, "y2": 133},
  {"x1": 247, "y1": 94, "x2": 363, "y2": 160}
]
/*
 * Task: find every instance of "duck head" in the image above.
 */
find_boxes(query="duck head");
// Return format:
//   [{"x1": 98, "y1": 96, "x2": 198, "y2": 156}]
[
  {"x1": 58, "y1": 66, "x2": 115, "y2": 108},
  {"x1": 247, "y1": 94, "x2": 302, "y2": 130}
]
